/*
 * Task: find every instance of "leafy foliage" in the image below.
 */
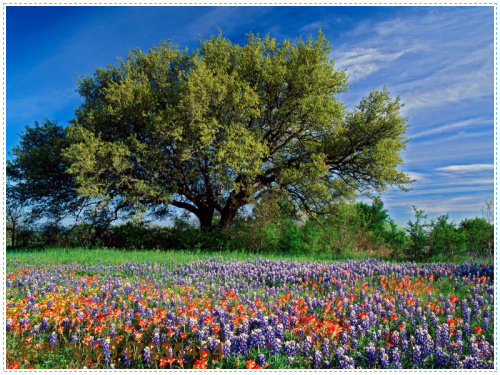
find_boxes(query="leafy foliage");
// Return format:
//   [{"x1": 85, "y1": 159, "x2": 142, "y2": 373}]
[
  {"x1": 459, "y1": 217, "x2": 494, "y2": 258},
  {"x1": 406, "y1": 206, "x2": 430, "y2": 261},
  {"x1": 6, "y1": 120, "x2": 83, "y2": 224}
]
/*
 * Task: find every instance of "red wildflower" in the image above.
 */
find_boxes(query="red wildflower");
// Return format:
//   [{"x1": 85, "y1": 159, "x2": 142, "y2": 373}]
[
  {"x1": 193, "y1": 359, "x2": 208, "y2": 369},
  {"x1": 8, "y1": 362, "x2": 20, "y2": 369}
]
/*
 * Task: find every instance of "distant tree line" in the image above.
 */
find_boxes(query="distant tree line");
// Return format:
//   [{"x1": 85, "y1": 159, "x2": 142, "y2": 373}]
[{"x1": 6, "y1": 186, "x2": 494, "y2": 262}]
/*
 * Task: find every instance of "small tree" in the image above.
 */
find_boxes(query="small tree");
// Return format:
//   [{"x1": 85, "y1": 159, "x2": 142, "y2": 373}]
[
  {"x1": 6, "y1": 119, "x2": 144, "y2": 247},
  {"x1": 326, "y1": 201, "x2": 363, "y2": 255},
  {"x1": 406, "y1": 206, "x2": 429, "y2": 261},
  {"x1": 459, "y1": 217, "x2": 493, "y2": 259},
  {"x1": 6, "y1": 120, "x2": 84, "y2": 225},
  {"x1": 384, "y1": 220, "x2": 408, "y2": 259},
  {"x1": 429, "y1": 214, "x2": 460, "y2": 258},
  {"x1": 6, "y1": 200, "x2": 24, "y2": 249},
  {"x1": 482, "y1": 195, "x2": 494, "y2": 224},
  {"x1": 356, "y1": 197, "x2": 390, "y2": 240}
]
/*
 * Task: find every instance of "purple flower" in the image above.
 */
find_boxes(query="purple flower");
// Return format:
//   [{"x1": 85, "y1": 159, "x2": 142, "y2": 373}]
[
  {"x1": 302, "y1": 335, "x2": 313, "y2": 357},
  {"x1": 412, "y1": 345, "x2": 422, "y2": 369},
  {"x1": 142, "y1": 346, "x2": 152, "y2": 367},
  {"x1": 48, "y1": 332, "x2": 57, "y2": 344},
  {"x1": 365, "y1": 341, "x2": 377, "y2": 366},
  {"x1": 256, "y1": 353, "x2": 266, "y2": 367},
  {"x1": 392, "y1": 348, "x2": 403, "y2": 369},
  {"x1": 313, "y1": 349, "x2": 322, "y2": 369},
  {"x1": 322, "y1": 338, "x2": 330, "y2": 360},
  {"x1": 271, "y1": 338, "x2": 282, "y2": 356}
]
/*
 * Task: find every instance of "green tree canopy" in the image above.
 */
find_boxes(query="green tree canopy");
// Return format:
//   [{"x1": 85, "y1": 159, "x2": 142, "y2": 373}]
[
  {"x1": 6, "y1": 119, "x2": 136, "y2": 229},
  {"x1": 64, "y1": 30, "x2": 412, "y2": 228},
  {"x1": 7, "y1": 119, "x2": 83, "y2": 224}
]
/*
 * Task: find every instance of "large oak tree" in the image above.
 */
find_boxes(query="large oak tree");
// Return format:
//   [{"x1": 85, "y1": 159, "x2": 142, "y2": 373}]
[{"x1": 65, "y1": 31, "x2": 412, "y2": 229}]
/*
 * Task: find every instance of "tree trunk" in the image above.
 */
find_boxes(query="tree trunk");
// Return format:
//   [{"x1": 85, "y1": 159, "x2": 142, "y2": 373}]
[
  {"x1": 197, "y1": 206, "x2": 215, "y2": 229},
  {"x1": 219, "y1": 206, "x2": 238, "y2": 228},
  {"x1": 11, "y1": 222, "x2": 16, "y2": 249}
]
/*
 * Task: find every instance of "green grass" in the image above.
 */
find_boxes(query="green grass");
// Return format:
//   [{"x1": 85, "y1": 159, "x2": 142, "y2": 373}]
[
  {"x1": 7, "y1": 247, "x2": 493, "y2": 267},
  {"x1": 7, "y1": 247, "x2": 374, "y2": 266}
]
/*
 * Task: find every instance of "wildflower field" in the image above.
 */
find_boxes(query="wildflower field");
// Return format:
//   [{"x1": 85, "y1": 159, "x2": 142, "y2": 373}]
[{"x1": 6, "y1": 256, "x2": 495, "y2": 369}]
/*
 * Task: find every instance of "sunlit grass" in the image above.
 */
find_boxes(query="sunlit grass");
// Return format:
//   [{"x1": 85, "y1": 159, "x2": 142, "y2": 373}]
[{"x1": 6, "y1": 247, "x2": 493, "y2": 267}]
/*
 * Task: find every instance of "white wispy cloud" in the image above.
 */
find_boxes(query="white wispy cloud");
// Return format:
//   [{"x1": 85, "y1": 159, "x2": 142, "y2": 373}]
[
  {"x1": 384, "y1": 195, "x2": 488, "y2": 214},
  {"x1": 335, "y1": 47, "x2": 407, "y2": 82},
  {"x1": 397, "y1": 58, "x2": 492, "y2": 114},
  {"x1": 335, "y1": 7, "x2": 493, "y2": 112},
  {"x1": 411, "y1": 117, "x2": 492, "y2": 139},
  {"x1": 300, "y1": 21, "x2": 324, "y2": 33},
  {"x1": 406, "y1": 171, "x2": 429, "y2": 183},
  {"x1": 436, "y1": 164, "x2": 494, "y2": 173}
]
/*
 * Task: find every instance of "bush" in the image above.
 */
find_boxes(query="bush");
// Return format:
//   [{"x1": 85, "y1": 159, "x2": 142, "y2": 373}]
[
  {"x1": 428, "y1": 214, "x2": 466, "y2": 258},
  {"x1": 356, "y1": 197, "x2": 390, "y2": 242},
  {"x1": 459, "y1": 217, "x2": 494, "y2": 258},
  {"x1": 383, "y1": 220, "x2": 408, "y2": 259}
]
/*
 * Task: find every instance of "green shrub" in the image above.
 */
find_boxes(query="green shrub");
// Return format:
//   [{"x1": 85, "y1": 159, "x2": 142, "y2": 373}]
[
  {"x1": 384, "y1": 220, "x2": 408, "y2": 258},
  {"x1": 428, "y1": 214, "x2": 466, "y2": 258},
  {"x1": 459, "y1": 217, "x2": 494, "y2": 258},
  {"x1": 356, "y1": 197, "x2": 390, "y2": 242}
]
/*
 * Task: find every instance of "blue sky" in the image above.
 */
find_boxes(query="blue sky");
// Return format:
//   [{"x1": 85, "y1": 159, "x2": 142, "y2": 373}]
[{"x1": 6, "y1": 5, "x2": 495, "y2": 226}]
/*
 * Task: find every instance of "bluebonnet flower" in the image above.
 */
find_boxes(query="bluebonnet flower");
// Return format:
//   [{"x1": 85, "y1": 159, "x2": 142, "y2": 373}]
[
  {"x1": 250, "y1": 329, "x2": 265, "y2": 349},
  {"x1": 379, "y1": 348, "x2": 389, "y2": 369},
  {"x1": 313, "y1": 349, "x2": 322, "y2": 369},
  {"x1": 265, "y1": 325, "x2": 275, "y2": 346},
  {"x1": 483, "y1": 316, "x2": 490, "y2": 332},
  {"x1": 302, "y1": 335, "x2": 313, "y2": 357},
  {"x1": 340, "y1": 332, "x2": 349, "y2": 345},
  {"x1": 365, "y1": 341, "x2": 378, "y2": 366},
  {"x1": 221, "y1": 340, "x2": 231, "y2": 357},
  {"x1": 48, "y1": 332, "x2": 57, "y2": 344},
  {"x1": 435, "y1": 346, "x2": 449, "y2": 367},
  {"x1": 275, "y1": 323, "x2": 284, "y2": 340},
  {"x1": 284, "y1": 341, "x2": 299, "y2": 357},
  {"x1": 6, "y1": 319, "x2": 13, "y2": 332},
  {"x1": 256, "y1": 353, "x2": 266, "y2": 367},
  {"x1": 109, "y1": 323, "x2": 116, "y2": 338},
  {"x1": 339, "y1": 355, "x2": 355, "y2": 369},
  {"x1": 401, "y1": 339, "x2": 409, "y2": 356},
  {"x1": 101, "y1": 338, "x2": 112, "y2": 364},
  {"x1": 142, "y1": 346, "x2": 152, "y2": 367},
  {"x1": 479, "y1": 339, "x2": 492, "y2": 358},
  {"x1": 391, "y1": 330, "x2": 400, "y2": 346},
  {"x1": 322, "y1": 338, "x2": 330, "y2": 360},
  {"x1": 41, "y1": 317, "x2": 49, "y2": 331},
  {"x1": 392, "y1": 348, "x2": 403, "y2": 369},
  {"x1": 271, "y1": 338, "x2": 282, "y2": 355},
  {"x1": 237, "y1": 334, "x2": 249, "y2": 355},
  {"x1": 412, "y1": 345, "x2": 422, "y2": 369}
]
